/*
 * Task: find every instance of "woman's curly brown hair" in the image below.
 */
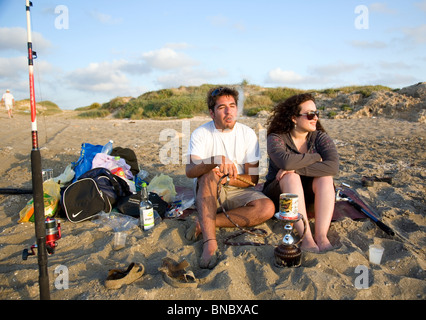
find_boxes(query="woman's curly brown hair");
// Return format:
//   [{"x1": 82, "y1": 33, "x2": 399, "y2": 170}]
[{"x1": 266, "y1": 93, "x2": 325, "y2": 135}]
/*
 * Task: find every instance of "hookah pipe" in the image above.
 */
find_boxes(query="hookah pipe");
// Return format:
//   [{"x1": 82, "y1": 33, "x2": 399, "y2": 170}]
[
  {"x1": 274, "y1": 213, "x2": 308, "y2": 268},
  {"x1": 217, "y1": 173, "x2": 308, "y2": 267}
]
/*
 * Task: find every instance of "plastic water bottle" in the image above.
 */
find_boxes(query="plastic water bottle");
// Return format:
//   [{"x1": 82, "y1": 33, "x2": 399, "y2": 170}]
[
  {"x1": 101, "y1": 140, "x2": 114, "y2": 155},
  {"x1": 135, "y1": 169, "x2": 149, "y2": 191},
  {"x1": 139, "y1": 182, "x2": 154, "y2": 230}
]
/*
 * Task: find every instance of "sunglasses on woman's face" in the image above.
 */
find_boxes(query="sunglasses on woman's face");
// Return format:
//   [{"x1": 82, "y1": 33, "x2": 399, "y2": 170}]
[{"x1": 298, "y1": 111, "x2": 319, "y2": 120}]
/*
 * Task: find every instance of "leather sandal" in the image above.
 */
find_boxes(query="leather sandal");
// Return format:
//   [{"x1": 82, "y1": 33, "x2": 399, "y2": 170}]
[
  {"x1": 105, "y1": 262, "x2": 145, "y2": 289},
  {"x1": 159, "y1": 257, "x2": 198, "y2": 288},
  {"x1": 362, "y1": 175, "x2": 393, "y2": 187}
]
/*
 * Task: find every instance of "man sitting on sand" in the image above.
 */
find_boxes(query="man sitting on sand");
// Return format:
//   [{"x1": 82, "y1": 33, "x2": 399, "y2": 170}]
[{"x1": 185, "y1": 86, "x2": 275, "y2": 269}]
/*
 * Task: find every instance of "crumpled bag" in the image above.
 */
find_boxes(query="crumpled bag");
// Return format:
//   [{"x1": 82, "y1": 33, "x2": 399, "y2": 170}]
[
  {"x1": 147, "y1": 174, "x2": 176, "y2": 203},
  {"x1": 92, "y1": 153, "x2": 134, "y2": 180},
  {"x1": 72, "y1": 143, "x2": 103, "y2": 182},
  {"x1": 53, "y1": 164, "x2": 75, "y2": 187},
  {"x1": 18, "y1": 179, "x2": 61, "y2": 223}
]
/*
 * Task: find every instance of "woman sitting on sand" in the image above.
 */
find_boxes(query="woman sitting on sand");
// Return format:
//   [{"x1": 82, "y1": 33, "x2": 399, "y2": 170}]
[{"x1": 263, "y1": 93, "x2": 339, "y2": 252}]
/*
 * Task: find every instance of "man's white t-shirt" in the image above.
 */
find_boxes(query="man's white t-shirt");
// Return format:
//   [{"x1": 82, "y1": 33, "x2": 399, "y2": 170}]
[
  {"x1": 187, "y1": 121, "x2": 260, "y2": 175},
  {"x1": 2, "y1": 93, "x2": 14, "y2": 106}
]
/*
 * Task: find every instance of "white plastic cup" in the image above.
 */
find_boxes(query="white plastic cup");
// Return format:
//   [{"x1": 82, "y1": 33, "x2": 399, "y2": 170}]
[
  {"x1": 113, "y1": 232, "x2": 127, "y2": 251},
  {"x1": 369, "y1": 244, "x2": 384, "y2": 264},
  {"x1": 42, "y1": 169, "x2": 53, "y2": 182}
]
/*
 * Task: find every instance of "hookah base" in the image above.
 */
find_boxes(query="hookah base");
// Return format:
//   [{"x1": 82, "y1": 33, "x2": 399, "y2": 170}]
[{"x1": 274, "y1": 244, "x2": 302, "y2": 268}]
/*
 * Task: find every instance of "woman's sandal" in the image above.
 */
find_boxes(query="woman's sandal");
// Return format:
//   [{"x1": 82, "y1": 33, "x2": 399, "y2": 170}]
[
  {"x1": 105, "y1": 262, "x2": 145, "y2": 289},
  {"x1": 159, "y1": 257, "x2": 198, "y2": 288}
]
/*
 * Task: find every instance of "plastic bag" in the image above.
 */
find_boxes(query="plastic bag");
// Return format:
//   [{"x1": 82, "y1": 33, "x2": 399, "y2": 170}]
[
  {"x1": 72, "y1": 143, "x2": 103, "y2": 182},
  {"x1": 53, "y1": 164, "x2": 75, "y2": 187},
  {"x1": 147, "y1": 174, "x2": 176, "y2": 203},
  {"x1": 92, "y1": 153, "x2": 134, "y2": 180},
  {"x1": 18, "y1": 180, "x2": 61, "y2": 223},
  {"x1": 92, "y1": 210, "x2": 139, "y2": 232}
]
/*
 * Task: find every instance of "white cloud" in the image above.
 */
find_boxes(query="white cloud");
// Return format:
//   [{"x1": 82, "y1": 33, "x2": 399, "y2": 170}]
[
  {"x1": 142, "y1": 47, "x2": 197, "y2": 70},
  {"x1": 208, "y1": 15, "x2": 229, "y2": 27},
  {"x1": 67, "y1": 61, "x2": 130, "y2": 92},
  {"x1": 415, "y1": 0, "x2": 426, "y2": 12},
  {"x1": 265, "y1": 68, "x2": 305, "y2": 84},
  {"x1": 0, "y1": 27, "x2": 51, "y2": 52},
  {"x1": 350, "y1": 40, "x2": 387, "y2": 49},
  {"x1": 90, "y1": 11, "x2": 122, "y2": 25},
  {"x1": 309, "y1": 62, "x2": 363, "y2": 77},
  {"x1": 207, "y1": 14, "x2": 246, "y2": 32},
  {"x1": 0, "y1": 56, "x2": 27, "y2": 79},
  {"x1": 369, "y1": 3, "x2": 397, "y2": 14},
  {"x1": 402, "y1": 24, "x2": 426, "y2": 44},
  {"x1": 156, "y1": 67, "x2": 227, "y2": 88}
]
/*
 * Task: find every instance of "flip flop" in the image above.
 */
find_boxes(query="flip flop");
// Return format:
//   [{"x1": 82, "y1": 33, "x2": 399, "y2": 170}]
[
  {"x1": 362, "y1": 175, "x2": 393, "y2": 187},
  {"x1": 105, "y1": 262, "x2": 145, "y2": 289},
  {"x1": 159, "y1": 257, "x2": 198, "y2": 288}
]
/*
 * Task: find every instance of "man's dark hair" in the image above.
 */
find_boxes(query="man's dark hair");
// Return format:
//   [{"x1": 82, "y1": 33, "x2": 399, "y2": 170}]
[{"x1": 206, "y1": 86, "x2": 239, "y2": 112}]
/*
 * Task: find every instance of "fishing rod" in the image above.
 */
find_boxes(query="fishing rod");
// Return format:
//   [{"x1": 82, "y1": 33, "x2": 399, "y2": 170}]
[
  {"x1": 336, "y1": 185, "x2": 424, "y2": 256},
  {"x1": 26, "y1": 0, "x2": 50, "y2": 300}
]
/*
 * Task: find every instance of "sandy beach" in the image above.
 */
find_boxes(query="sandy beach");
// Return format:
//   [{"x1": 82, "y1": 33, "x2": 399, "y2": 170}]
[{"x1": 0, "y1": 108, "x2": 424, "y2": 301}]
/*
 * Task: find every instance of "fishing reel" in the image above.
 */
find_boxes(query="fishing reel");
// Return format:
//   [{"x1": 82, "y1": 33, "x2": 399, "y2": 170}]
[{"x1": 22, "y1": 217, "x2": 61, "y2": 260}]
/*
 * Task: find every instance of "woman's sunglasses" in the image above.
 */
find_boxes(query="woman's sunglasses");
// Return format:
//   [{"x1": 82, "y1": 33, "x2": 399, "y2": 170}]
[{"x1": 298, "y1": 111, "x2": 319, "y2": 120}]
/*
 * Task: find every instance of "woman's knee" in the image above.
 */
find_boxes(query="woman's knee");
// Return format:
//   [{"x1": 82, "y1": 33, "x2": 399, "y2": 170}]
[
  {"x1": 312, "y1": 176, "x2": 334, "y2": 194},
  {"x1": 278, "y1": 172, "x2": 302, "y2": 191}
]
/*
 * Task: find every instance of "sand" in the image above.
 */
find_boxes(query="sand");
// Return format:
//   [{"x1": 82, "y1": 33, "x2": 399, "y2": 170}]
[{"x1": 0, "y1": 111, "x2": 424, "y2": 301}]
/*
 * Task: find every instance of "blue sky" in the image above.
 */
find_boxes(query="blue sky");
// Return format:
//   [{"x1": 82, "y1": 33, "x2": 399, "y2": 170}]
[{"x1": 1, "y1": 0, "x2": 425, "y2": 110}]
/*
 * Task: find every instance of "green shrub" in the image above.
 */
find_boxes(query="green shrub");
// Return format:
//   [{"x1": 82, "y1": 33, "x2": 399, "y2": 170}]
[
  {"x1": 77, "y1": 109, "x2": 110, "y2": 118},
  {"x1": 75, "y1": 102, "x2": 101, "y2": 111},
  {"x1": 327, "y1": 111, "x2": 337, "y2": 118},
  {"x1": 244, "y1": 95, "x2": 273, "y2": 115},
  {"x1": 340, "y1": 104, "x2": 353, "y2": 111},
  {"x1": 263, "y1": 87, "x2": 305, "y2": 102}
]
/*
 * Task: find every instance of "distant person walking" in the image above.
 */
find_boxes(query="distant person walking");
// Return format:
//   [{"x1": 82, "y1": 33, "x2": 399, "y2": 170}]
[{"x1": 2, "y1": 89, "x2": 15, "y2": 118}]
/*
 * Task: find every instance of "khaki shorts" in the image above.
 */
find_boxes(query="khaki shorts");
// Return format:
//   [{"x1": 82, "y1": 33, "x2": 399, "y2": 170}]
[
  {"x1": 194, "y1": 178, "x2": 268, "y2": 212},
  {"x1": 218, "y1": 186, "x2": 268, "y2": 212}
]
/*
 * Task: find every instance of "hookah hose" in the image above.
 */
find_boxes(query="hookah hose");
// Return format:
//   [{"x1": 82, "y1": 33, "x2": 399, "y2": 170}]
[{"x1": 217, "y1": 174, "x2": 268, "y2": 246}]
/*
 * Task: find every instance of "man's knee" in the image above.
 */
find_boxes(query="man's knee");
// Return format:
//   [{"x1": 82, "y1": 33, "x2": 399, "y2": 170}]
[
  {"x1": 197, "y1": 170, "x2": 218, "y2": 185},
  {"x1": 250, "y1": 197, "x2": 276, "y2": 220}
]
